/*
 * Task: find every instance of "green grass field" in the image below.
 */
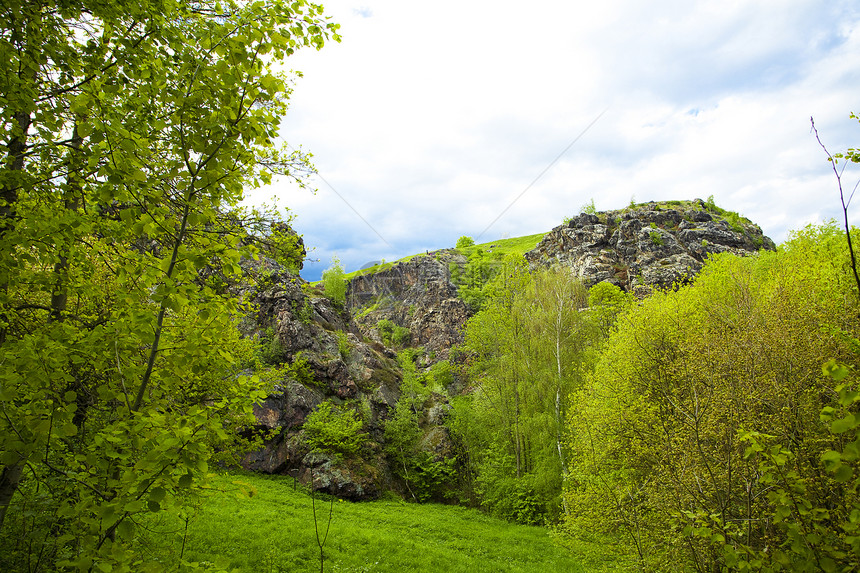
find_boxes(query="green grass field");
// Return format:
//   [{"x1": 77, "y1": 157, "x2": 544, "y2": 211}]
[
  {"x1": 339, "y1": 231, "x2": 549, "y2": 282},
  {"x1": 149, "y1": 472, "x2": 633, "y2": 573}
]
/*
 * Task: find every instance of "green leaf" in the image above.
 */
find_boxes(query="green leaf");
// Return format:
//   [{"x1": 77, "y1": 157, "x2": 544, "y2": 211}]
[
  {"x1": 831, "y1": 414, "x2": 857, "y2": 434},
  {"x1": 834, "y1": 464, "x2": 854, "y2": 482},
  {"x1": 178, "y1": 472, "x2": 193, "y2": 488},
  {"x1": 823, "y1": 359, "x2": 850, "y2": 381}
]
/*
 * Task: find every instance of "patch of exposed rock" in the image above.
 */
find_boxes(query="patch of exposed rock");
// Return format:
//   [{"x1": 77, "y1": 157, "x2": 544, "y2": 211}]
[
  {"x1": 526, "y1": 199, "x2": 775, "y2": 293},
  {"x1": 239, "y1": 262, "x2": 402, "y2": 499},
  {"x1": 346, "y1": 253, "x2": 472, "y2": 357}
]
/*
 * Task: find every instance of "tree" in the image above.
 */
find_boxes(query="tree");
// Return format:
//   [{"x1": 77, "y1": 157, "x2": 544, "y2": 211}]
[
  {"x1": 455, "y1": 258, "x2": 595, "y2": 523},
  {"x1": 322, "y1": 255, "x2": 347, "y2": 308},
  {"x1": 0, "y1": 1, "x2": 339, "y2": 570},
  {"x1": 564, "y1": 225, "x2": 860, "y2": 570},
  {"x1": 456, "y1": 236, "x2": 475, "y2": 248}
]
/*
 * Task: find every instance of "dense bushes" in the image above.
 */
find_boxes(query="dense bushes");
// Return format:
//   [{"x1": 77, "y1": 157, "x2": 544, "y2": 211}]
[
  {"x1": 377, "y1": 318, "x2": 410, "y2": 347},
  {"x1": 384, "y1": 351, "x2": 456, "y2": 501},
  {"x1": 451, "y1": 260, "x2": 597, "y2": 524},
  {"x1": 303, "y1": 402, "x2": 367, "y2": 458},
  {"x1": 563, "y1": 223, "x2": 860, "y2": 571}
]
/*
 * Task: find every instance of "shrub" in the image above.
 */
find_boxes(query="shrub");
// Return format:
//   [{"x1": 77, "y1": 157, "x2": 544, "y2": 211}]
[
  {"x1": 649, "y1": 230, "x2": 663, "y2": 246},
  {"x1": 258, "y1": 327, "x2": 285, "y2": 365},
  {"x1": 303, "y1": 402, "x2": 367, "y2": 457},
  {"x1": 287, "y1": 352, "x2": 316, "y2": 387},
  {"x1": 322, "y1": 256, "x2": 347, "y2": 308},
  {"x1": 565, "y1": 223, "x2": 860, "y2": 570},
  {"x1": 377, "y1": 319, "x2": 410, "y2": 347},
  {"x1": 580, "y1": 198, "x2": 597, "y2": 215},
  {"x1": 335, "y1": 330, "x2": 350, "y2": 360},
  {"x1": 456, "y1": 236, "x2": 475, "y2": 249}
]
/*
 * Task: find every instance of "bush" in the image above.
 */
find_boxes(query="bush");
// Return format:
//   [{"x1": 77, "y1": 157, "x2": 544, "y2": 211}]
[
  {"x1": 456, "y1": 235, "x2": 475, "y2": 249},
  {"x1": 258, "y1": 327, "x2": 285, "y2": 365},
  {"x1": 303, "y1": 402, "x2": 367, "y2": 457},
  {"x1": 287, "y1": 352, "x2": 316, "y2": 387},
  {"x1": 335, "y1": 330, "x2": 350, "y2": 360},
  {"x1": 322, "y1": 256, "x2": 347, "y2": 308},
  {"x1": 377, "y1": 319, "x2": 410, "y2": 347},
  {"x1": 580, "y1": 198, "x2": 597, "y2": 215},
  {"x1": 564, "y1": 223, "x2": 860, "y2": 570}
]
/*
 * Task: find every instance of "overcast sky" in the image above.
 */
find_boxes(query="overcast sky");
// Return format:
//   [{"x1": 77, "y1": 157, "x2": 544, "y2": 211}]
[{"x1": 244, "y1": 0, "x2": 860, "y2": 281}]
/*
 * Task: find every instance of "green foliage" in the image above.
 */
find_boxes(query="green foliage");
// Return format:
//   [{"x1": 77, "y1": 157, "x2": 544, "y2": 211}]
[
  {"x1": 705, "y1": 194, "x2": 718, "y2": 212},
  {"x1": 303, "y1": 402, "x2": 367, "y2": 458},
  {"x1": 455, "y1": 261, "x2": 598, "y2": 524},
  {"x1": 456, "y1": 235, "x2": 476, "y2": 248},
  {"x1": 0, "y1": 1, "x2": 340, "y2": 569},
  {"x1": 587, "y1": 281, "x2": 633, "y2": 337},
  {"x1": 564, "y1": 223, "x2": 860, "y2": 570},
  {"x1": 258, "y1": 327, "x2": 286, "y2": 365},
  {"x1": 682, "y1": 359, "x2": 860, "y2": 572},
  {"x1": 286, "y1": 352, "x2": 316, "y2": 387},
  {"x1": 648, "y1": 230, "x2": 663, "y2": 245},
  {"x1": 581, "y1": 198, "x2": 598, "y2": 215},
  {"x1": 426, "y1": 359, "x2": 454, "y2": 393},
  {"x1": 335, "y1": 330, "x2": 350, "y2": 360},
  {"x1": 704, "y1": 195, "x2": 748, "y2": 232},
  {"x1": 322, "y1": 255, "x2": 347, "y2": 308},
  {"x1": 290, "y1": 294, "x2": 314, "y2": 325},
  {"x1": 450, "y1": 248, "x2": 504, "y2": 310},
  {"x1": 376, "y1": 318, "x2": 410, "y2": 347},
  {"x1": 384, "y1": 352, "x2": 456, "y2": 502}
]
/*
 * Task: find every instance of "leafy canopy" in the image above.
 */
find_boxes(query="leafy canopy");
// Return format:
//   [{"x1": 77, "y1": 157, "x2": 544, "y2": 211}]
[{"x1": 0, "y1": 1, "x2": 339, "y2": 570}]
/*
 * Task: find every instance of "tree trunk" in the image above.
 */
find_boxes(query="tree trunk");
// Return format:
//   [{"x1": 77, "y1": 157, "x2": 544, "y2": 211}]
[{"x1": 0, "y1": 463, "x2": 23, "y2": 531}]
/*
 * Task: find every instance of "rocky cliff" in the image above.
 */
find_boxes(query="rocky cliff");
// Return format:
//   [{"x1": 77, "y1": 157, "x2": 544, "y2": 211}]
[
  {"x1": 346, "y1": 252, "x2": 472, "y2": 357},
  {"x1": 526, "y1": 199, "x2": 775, "y2": 294},
  {"x1": 237, "y1": 199, "x2": 776, "y2": 500},
  {"x1": 238, "y1": 259, "x2": 403, "y2": 499}
]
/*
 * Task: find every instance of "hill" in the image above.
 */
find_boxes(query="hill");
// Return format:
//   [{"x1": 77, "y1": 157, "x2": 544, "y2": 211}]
[{"x1": 234, "y1": 198, "x2": 775, "y2": 503}]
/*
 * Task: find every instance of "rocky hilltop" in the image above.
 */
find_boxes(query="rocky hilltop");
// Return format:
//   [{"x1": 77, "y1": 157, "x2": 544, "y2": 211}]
[
  {"x1": 526, "y1": 199, "x2": 775, "y2": 293},
  {"x1": 237, "y1": 199, "x2": 775, "y2": 500}
]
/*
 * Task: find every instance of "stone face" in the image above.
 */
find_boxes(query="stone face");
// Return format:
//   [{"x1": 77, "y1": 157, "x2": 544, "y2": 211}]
[
  {"x1": 526, "y1": 200, "x2": 775, "y2": 291},
  {"x1": 240, "y1": 270, "x2": 401, "y2": 498},
  {"x1": 346, "y1": 253, "x2": 472, "y2": 356}
]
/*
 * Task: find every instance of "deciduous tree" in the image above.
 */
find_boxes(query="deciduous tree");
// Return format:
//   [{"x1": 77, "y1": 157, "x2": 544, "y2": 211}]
[{"x1": 0, "y1": 1, "x2": 338, "y2": 569}]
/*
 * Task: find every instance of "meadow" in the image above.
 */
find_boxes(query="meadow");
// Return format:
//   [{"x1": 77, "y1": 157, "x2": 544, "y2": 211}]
[{"x1": 151, "y1": 471, "x2": 634, "y2": 573}]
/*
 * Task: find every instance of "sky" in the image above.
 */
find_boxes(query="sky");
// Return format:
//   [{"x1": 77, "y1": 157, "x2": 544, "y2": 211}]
[{"x1": 244, "y1": 0, "x2": 860, "y2": 281}]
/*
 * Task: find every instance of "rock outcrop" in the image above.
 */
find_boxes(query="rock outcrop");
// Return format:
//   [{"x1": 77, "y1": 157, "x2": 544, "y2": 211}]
[
  {"x1": 239, "y1": 261, "x2": 401, "y2": 500},
  {"x1": 526, "y1": 199, "x2": 775, "y2": 293},
  {"x1": 346, "y1": 253, "x2": 472, "y2": 356}
]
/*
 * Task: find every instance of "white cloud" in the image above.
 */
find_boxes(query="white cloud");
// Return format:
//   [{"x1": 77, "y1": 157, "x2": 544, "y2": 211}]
[{"x1": 255, "y1": 0, "x2": 860, "y2": 280}]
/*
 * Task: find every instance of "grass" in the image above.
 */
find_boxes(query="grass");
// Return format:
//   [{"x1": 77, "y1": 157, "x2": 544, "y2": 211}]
[
  {"x1": 455, "y1": 232, "x2": 547, "y2": 259},
  {"x1": 335, "y1": 232, "x2": 549, "y2": 284},
  {"x1": 146, "y1": 471, "x2": 633, "y2": 573}
]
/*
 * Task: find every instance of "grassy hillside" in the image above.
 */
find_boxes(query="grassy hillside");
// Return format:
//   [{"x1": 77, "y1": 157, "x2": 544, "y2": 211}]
[
  {"x1": 341, "y1": 232, "x2": 549, "y2": 282},
  {"x1": 150, "y1": 471, "x2": 633, "y2": 572}
]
